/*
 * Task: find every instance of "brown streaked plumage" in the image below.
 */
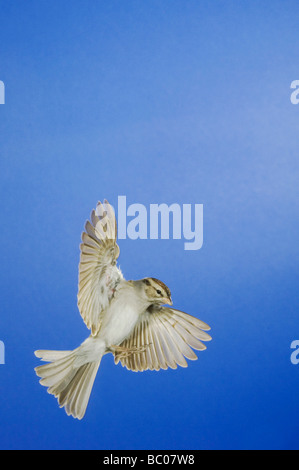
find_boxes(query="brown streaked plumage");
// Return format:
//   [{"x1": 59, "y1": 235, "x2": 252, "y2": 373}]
[{"x1": 149, "y1": 278, "x2": 171, "y2": 299}]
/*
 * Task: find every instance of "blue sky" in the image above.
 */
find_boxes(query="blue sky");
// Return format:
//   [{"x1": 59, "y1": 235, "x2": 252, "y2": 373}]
[{"x1": 0, "y1": 1, "x2": 298, "y2": 449}]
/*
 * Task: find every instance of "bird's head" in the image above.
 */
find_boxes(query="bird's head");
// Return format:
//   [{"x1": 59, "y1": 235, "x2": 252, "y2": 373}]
[{"x1": 141, "y1": 277, "x2": 172, "y2": 306}]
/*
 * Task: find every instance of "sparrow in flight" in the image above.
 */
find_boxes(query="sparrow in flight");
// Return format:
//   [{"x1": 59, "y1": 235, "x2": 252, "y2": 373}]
[{"x1": 35, "y1": 200, "x2": 212, "y2": 419}]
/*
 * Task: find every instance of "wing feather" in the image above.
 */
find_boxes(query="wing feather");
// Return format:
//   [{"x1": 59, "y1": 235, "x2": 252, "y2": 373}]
[
  {"x1": 153, "y1": 316, "x2": 177, "y2": 369},
  {"x1": 162, "y1": 314, "x2": 196, "y2": 362},
  {"x1": 146, "y1": 321, "x2": 159, "y2": 371},
  {"x1": 114, "y1": 306, "x2": 211, "y2": 372},
  {"x1": 150, "y1": 322, "x2": 168, "y2": 370},
  {"x1": 77, "y1": 200, "x2": 123, "y2": 335}
]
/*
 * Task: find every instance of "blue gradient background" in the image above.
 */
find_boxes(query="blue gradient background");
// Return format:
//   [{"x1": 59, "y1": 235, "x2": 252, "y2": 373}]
[{"x1": 0, "y1": 1, "x2": 298, "y2": 450}]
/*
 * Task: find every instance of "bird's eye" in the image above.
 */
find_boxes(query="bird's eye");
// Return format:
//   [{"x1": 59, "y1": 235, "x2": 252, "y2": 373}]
[{"x1": 156, "y1": 289, "x2": 162, "y2": 295}]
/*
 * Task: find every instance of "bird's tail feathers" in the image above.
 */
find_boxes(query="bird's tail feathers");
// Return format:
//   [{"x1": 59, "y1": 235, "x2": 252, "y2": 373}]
[{"x1": 34, "y1": 347, "x2": 101, "y2": 420}]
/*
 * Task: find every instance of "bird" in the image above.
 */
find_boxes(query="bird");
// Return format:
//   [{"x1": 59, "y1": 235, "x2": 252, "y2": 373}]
[{"x1": 34, "y1": 200, "x2": 212, "y2": 420}]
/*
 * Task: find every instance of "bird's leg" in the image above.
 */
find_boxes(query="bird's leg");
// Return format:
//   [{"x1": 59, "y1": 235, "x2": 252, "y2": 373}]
[{"x1": 110, "y1": 344, "x2": 151, "y2": 360}]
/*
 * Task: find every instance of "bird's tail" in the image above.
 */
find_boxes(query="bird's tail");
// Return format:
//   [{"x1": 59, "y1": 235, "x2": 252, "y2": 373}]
[{"x1": 34, "y1": 348, "x2": 101, "y2": 420}]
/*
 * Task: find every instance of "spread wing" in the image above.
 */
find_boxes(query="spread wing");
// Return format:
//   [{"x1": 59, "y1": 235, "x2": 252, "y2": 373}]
[
  {"x1": 114, "y1": 305, "x2": 211, "y2": 371},
  {"x1": 77, "y1": 200, "x2": 123, "y2": 336}
]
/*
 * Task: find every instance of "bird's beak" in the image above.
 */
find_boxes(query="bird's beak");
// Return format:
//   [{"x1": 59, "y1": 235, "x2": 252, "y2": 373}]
[{"x1": 163, "y1": 297, "x2": 173, "y2": 306}]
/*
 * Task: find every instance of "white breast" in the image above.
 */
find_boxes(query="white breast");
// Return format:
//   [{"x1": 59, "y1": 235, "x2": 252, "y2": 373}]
[{"x1": 98, "y1": 284, "x2": 143, "y2": 347}]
